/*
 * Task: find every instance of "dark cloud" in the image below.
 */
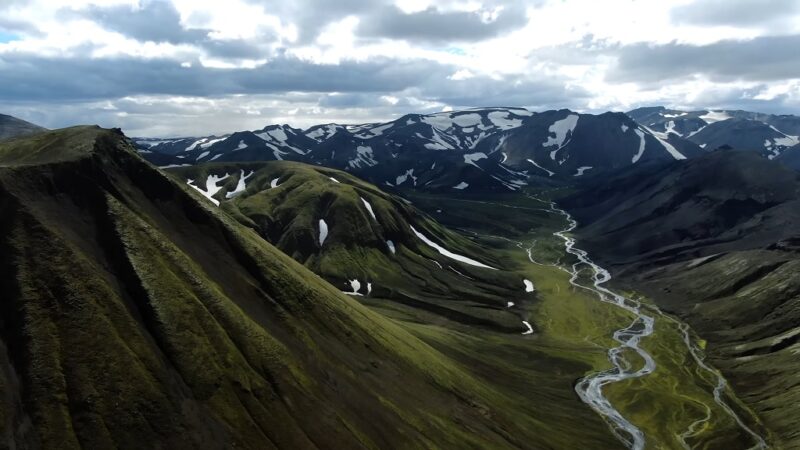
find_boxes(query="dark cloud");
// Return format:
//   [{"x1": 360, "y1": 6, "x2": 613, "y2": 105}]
[
  {"x1": 72, "y1": 1, "x2": 271, "y2": 59},
  {"x1": 670, "y1": 0, "x2": 800, "y2": 27},
  {"x1": 0, "y1": 54, "x2": 451, "y2": 101},
  {"x1": 424, "y1": 75, "x2": 592, "y2": 109},
  {"x1": 358, "y1": 4, "x2": 528, "y2": 43},
  {"x1": 77, "y1": 0, "x2": 207, "y2": 44},
  {"x1": 609, "y1": 34, "x2": 800, "y2": 83}
]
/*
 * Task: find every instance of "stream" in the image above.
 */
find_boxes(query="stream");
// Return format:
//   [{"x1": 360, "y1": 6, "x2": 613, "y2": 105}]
[{"x1": 537, "y1": 198, "x2": 768, "y2": 450}]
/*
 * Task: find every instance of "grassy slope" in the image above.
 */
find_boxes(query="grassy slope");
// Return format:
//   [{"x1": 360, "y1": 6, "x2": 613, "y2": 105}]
[
  {"x1": 168, "y1": 162, "x2": 530, "y2": 332},
  {"x1": 628, "y1": 251, "x2": 800, "y2": 448},
  {"x1": 404, "y1": 190, "x2": 774, "y2": 450},
  {"x1": 0, "y1": 127, "x2": 627, "y2": 449}
]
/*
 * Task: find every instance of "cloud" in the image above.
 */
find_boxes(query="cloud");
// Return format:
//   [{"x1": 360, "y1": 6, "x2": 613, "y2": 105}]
[
  {"x1": 0, "y1": 53, "x2": 451, "y2": 101},
  {"x1": 609, "y1": 34, "x2": 800, "y2": 84},
  {"x1": 77, "y1": 1, "x2": 207, "y2": 44},
  {"x1": 357, "y1": 4, "x2": 528, "y2": 43},
  {"x1": 670, "y1": 0, "x2": 800, "y2": 27},
  {"x1": 1, "y1": 0, "x2": 800, "y2": 136}
]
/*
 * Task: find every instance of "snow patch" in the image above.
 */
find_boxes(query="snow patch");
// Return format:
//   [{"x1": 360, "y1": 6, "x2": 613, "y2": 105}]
[
  {"x1": 361, "y1": 197, "x2": 377, "y2": 220},
  {"x1": 643, "y1": 126, "x2": 686, "y2": 160},
  {"x1": 463, "y1": 152, "x2": 487, "y2": 168},
  {"x1": 487, "y1": 111, "x2": 523, "y2": 129},
  {"x1": 621, "y1": 124, "x2": 629, "y2": 133},
  {"x1": 665, "y1": 120, "x2": 678, "y2": 136},
  {"x1": 574, "y1": 166, "x2": 592, "y2": 177},
  {"x1": 527, "y1": 159, "x2": 555, "y2": 177},
  {"x1": 348, "y1": 145, "x2": 378, "y2": 169},
  {"x1": 453, "y1": 182, "x2": 469, "y2": 190},
  {"x1": 524, "y1": 279, "x2": 535, "y2": 292},
  {"x1": 185, "y1": 138, "x2": 208, "y2": 151},
  {"x1": 187, "y1": 173, "x2": 230, "y2": 207},
  {"x1": 318, "y1": 219, "x2": 329, "y2": 246},
  {"x1": 236, "y1": 140, "x2": 248, "y2": 150},
  {"x1": 225, "y1": 170, "x2": 254, "y2": 199},
  {"x1": 386, "y1": 240, "x2": 396, "y2": 254},
  {"x1": 544, "y1": 114, "x2": 579, "y2": 161},
  {"x1": 699, "y1": 110, "x2": 732, "y2": 123},
  {"x1": 410, "y1": 226, "x2": 496, "y2": 269},
  {"x1": 200, "y1": 136, "x2": 227, "y2": 149},
  {"x1": 345, "y1": 279, "x2": 362, "y2": 296},
  {"x1": 329, "y1": 177, "x2": 341, "y2": 183},
  {"x1": 196, "y1": 151, "x2": 210, "y2": 161},
  {"x1": 451, "y1": 113, "x2": 483, "y2": 128},
  {"x1": 306, "y1": 124, "x2": 339, "y2": 142},
  {"x1": 395, "y1": 169, "x2": 417, "y2": 186},
  {"x1": 270, "y1": 177, "x2": 280, "y2": 188},
  {"x1": 632, "y1": 129, "x2": 646, "y2": 163},
  {"x1": 521, "y1": 321, "x2": 534, "y2": 335}
]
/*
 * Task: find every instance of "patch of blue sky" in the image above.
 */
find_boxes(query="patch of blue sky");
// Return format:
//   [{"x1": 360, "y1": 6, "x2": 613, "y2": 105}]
[{"x1": 0, "y1": 32, "x2": 20, "y2": 43}]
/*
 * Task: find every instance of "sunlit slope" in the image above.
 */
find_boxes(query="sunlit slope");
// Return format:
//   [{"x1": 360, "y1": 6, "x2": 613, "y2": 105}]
[{"x1": 0, "y1": 127, "x2": 616, "y2": 449}]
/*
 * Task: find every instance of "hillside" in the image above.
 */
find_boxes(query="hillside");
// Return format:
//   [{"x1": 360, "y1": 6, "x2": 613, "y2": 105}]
[
  {"x1": 0, "y1": 126, "x2": 627, "y2": 449},
  {"x1": 167, "y1": 161, "x2": 526, "y2": 328},
  {"x1": 777, "y1": 144, "x2": 800, "y2": 170},
  {"x1": 0, "y1": 114, "x2": 46, "y2": 141},
  {"x1": 560, "y1": 151, "x2": 800, "y2": 447}
]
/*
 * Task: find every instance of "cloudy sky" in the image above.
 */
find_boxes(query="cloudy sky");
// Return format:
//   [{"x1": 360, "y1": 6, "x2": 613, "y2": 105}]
[{"x1": 1, "y1": 0, "x2": 799, "y2": 136}]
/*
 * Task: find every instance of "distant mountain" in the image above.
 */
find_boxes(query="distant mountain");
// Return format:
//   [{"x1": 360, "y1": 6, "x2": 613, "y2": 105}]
[
  {"x1": 628, "y1": 106, "x2": 800, "y2": 159},
  {"x1": 0, "y1": 113, "x2": 46, "y2": 141},
  {"x1": 560, "y1": 150, "x2": 800, "y2": 446},
  {"x1": 136, "y1": 107, "x2": 704, "y2": 190}
]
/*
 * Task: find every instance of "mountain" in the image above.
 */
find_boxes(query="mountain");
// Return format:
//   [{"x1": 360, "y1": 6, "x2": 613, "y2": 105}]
[
  {"x1": 135, "y1": 107, "x2": 704, "y2": 190},
  {"x1": 166, "y1": 161, "x2": 525, "y2": 327},
  {"x1": 0, "y1": 126, "x2": 627, "y2": 449},
  {"x1": 777, "y1": 143, "x2": 800, "y2": 170},
  {"x1": 628, "y1": 106, "x2": 800, "y2": 159},
  {"x1": 560, "y1": 150, "x2": 800, "y2": 447},
  {"x1": 0, "y1": 114, "x2": 46, "y2": 141}
]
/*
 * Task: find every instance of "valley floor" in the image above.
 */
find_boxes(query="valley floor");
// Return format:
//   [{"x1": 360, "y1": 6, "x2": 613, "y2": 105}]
[{"x1": 374, "y1": 190, "x2": 774, "y2": 450}]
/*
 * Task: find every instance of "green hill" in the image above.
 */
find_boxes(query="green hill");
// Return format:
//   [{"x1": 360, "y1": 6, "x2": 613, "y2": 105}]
[{"x1": 168, "y1": 161, "x2": 530, "y2": 330}]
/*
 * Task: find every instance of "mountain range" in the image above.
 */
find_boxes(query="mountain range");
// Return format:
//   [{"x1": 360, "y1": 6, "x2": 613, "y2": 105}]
[
  {"x1": 135, "y1": 106, "x2": 800, "y2": 195},
  {"x1": 628, "y1": 106, "x2": 800, "y2": 160}
]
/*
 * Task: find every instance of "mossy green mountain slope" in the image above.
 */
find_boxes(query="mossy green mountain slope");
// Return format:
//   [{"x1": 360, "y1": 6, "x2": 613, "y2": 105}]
[
  {"x1": 168, "y1": 161, "x2": 529, "y2": 331},
  {"x1": 0, "y1": 127, "x2": 623, "y2": 449}
]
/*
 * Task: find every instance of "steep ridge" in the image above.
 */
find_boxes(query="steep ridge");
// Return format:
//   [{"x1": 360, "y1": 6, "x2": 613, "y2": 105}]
[
  {"x1": 136, "y1": 107, "x2": 704, "y2": 188},
  {"x1": 0, "y1": 114, "x2": 46, "y2": 141},
  {"x1": 167, "y1": 161, "x2": 526, "y2": 329},
  {"x1": 0, "y1": 126, "x2": 620, "y2": 449},
  {"x1": 560, "y1": 151, "x2": 800, "y2": 447}
]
